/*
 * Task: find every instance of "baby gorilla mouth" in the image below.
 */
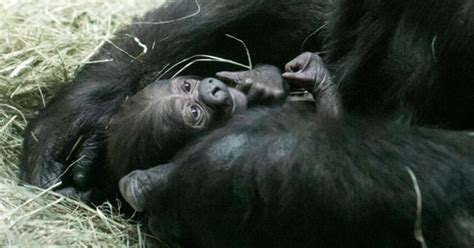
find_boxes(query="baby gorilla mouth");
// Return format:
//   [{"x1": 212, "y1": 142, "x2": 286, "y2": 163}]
[{"x1": 211, "y1": 86, "x2": 220, "y2": 96}]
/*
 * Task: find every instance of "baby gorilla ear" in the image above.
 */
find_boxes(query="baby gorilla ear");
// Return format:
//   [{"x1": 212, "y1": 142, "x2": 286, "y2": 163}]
[{"x1": 119, "y1": 163, "x2": 175, "y2": 212}]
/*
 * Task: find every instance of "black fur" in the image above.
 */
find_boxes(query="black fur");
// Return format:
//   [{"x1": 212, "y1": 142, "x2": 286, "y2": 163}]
[
  {"x1": 19, "y1": 0, "x2": 474, "y2": 245},
  {"x1": 21, "y1": 0, "x2": 474, "y2": 189},
  {"x1": 325, "y1": 0, "x2": 474, "y2": 129},
  {"x1": 139, "y1": 103, "x2": 474, "y2": 247}
]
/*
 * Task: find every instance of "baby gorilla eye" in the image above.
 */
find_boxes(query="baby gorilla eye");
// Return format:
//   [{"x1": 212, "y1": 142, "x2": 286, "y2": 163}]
[
  {"x1": 190, "y1": 105, "x2": 201, "y2": 120},
  {"x1": 183, "y1": 80, "x2": 192, "y2": 92}
]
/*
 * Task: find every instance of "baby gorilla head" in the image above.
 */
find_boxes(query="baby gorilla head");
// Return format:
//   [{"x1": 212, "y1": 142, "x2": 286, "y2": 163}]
[
  {"x1": 106, "y1": 76, "x2": 247, "y2": 180},
  {"x1": 150, "y1": 76, "x2": 248, "y2": 128}
]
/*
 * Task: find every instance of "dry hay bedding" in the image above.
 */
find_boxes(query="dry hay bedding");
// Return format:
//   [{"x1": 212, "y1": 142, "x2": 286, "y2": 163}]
[{"x1": 0, "y1": 0, "x2": 168, "y2": 246}]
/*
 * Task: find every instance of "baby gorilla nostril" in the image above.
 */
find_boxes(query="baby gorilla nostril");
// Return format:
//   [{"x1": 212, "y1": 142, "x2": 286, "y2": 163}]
[{"x1": 199, "y1": 77, "x2": 231, "y2": 107}]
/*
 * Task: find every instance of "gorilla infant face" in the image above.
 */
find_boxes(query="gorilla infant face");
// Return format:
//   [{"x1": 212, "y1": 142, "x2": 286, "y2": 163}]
[{"x1": 153, "y1": 76, "x2": 248, "y2": 129}]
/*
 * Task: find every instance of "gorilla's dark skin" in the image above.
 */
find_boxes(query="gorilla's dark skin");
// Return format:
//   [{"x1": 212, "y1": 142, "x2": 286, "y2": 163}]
[{"x1": 120, "y1": 53, "x2": 474, "y2": 247}]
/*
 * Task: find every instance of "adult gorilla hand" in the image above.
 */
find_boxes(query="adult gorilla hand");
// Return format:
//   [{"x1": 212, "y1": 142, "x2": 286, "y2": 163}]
[
  {"x1": 20, "y1": 61, "x2": 130, "y2": 191},
  {"x1": 216, "y1": 65, "x2": 289, "y2": 106},
  {"x1": 283, "y1": 52, "x2": 341, "y2": 118},
  {"x1": 282, "y1": 52, "x2": 331, "y2": 92}
]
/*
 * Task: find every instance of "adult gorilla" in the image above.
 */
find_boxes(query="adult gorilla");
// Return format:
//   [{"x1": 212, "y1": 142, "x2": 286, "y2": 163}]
[
  {"x1": 119, "y1": 53, "x2": 474, "y2": 247},
  {"x1": 121, "y1": 101, "x2": 474, "y2": 248},
  {"x1": 21, "y1": 0, "x2": 474, "y2": 195}
]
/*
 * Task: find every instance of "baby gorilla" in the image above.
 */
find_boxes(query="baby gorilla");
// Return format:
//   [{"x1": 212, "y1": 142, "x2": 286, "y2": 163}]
[
  {"x1": 65, "y1": 65, "x2": 288, "y2": 201},
  {"x1": 106, "y1": 76, "x2": 248, "y2": 182}
]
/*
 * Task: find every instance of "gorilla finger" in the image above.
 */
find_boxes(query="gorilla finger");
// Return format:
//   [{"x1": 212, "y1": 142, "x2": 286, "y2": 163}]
[
  {"x1": 38, "y1": 161, "x2": 67, "y2": 188},
  {"x1": 58, "y1": 187, "x2": 80, "y2": 199},
  {"x1": 215, "y1": 71, "x2": 239, "y2": 84},
  {"x1": 284, "y1": 59, "x2": 303, "y2": 73},
  {"x1": 216, "y1": 71, "x2": 250, "y2": 86},
  {"x1": 235, "y1": 82, "x2": 252, "y2": 93},
  {"x1": 306, "y1": 52, "x2": 323, "y2": 62},
  {"x1": 70, "y1": 132, "x2": 103, "y2": 189},
  {"x1": 119, "y1": 170, "x2": 148, "y2": 212},
  {"x1": 282, "y1": 72, "x2": 301, "y2": 81},
  {"x1": 282, "y1": 72, "x2": 315, "y2": 89},
  {"x1": 72, "y1": 156, "x2": 94, "y2": 189},
  {"x1": 284, "y1": 52, "x2": 312, "y2": 72},
  {"x1": 58, "y1": 187, "x2": 105, "y2": 204}
]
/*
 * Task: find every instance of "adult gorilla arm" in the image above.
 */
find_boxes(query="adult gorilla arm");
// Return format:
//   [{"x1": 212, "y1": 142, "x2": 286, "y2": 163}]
[
  {"x1": 21, "y1": 0, "x2": 327, "y2": 188},
  {"x1": 120, "y1": 104, "x2": 474, "y2": 247}
]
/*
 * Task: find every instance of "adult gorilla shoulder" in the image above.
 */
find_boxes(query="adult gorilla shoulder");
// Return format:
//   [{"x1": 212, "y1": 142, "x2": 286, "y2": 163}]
[{"x1": 20, "y1": 0, "x2": 327, "y2": 189}]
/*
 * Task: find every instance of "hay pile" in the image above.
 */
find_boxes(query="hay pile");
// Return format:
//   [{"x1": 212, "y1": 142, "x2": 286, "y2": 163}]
[{"x1": 0, "y1": 0, "x2": 164, "y2": 246}]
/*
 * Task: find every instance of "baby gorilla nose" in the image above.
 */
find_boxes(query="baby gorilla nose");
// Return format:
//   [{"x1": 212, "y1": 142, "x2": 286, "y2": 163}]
[{"x1": 199, "y1": 77, "x2": 231, "y2": 107}]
